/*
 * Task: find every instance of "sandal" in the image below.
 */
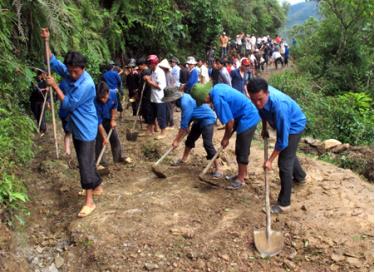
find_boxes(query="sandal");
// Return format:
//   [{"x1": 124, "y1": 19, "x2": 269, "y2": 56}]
[
  {"x1": 225, "y1": 179, "x2": 245, "y2": 190},
  {"x1": 270, "y1": 204, "x2": 291, "y2": 214},
  {"x1": 78, "y1": 204, "x2": 96, "y2": 218},
  {"x1": 171, "y1": 159, "x2": 185, "y2": 166},
  {"x1": 211, "y1": 171, "x2": 223, "y2": 179}
]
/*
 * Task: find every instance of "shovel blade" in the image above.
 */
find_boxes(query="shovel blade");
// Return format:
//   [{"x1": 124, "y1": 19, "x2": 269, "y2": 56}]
[
  {"x1": 151, "y1": 165, "x2": 167, "y2": 178},
  {"x1": 253, "y1": 229, "x2": 284, "y2": 258}
]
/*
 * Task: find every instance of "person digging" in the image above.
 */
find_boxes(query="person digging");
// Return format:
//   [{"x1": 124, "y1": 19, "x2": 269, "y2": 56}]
[
  {"x1": 191, "y1": 82, "x2": 260, "y2": 189},
  {"x1": 41, "y1": 27, "x2": 101, "y2": 218},
  {"x1": 164, "y1": 87, "x2": 222, "y2": 177},
  {"x1": 94, "y1": 81, "x2": 132, "y2": 167},
  {"x1": 248, "y1": 77, "x2": 307, "y2": 214}
]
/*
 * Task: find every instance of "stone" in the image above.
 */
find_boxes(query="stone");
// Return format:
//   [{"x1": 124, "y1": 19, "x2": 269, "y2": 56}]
[
  {"x1": 346, "y1": 257, "x2": 363, "y2": 268},
  {"x1": 36, "y1": 246, "x2": 44, "y2": 254},
  {"x1": 219, "y1": 254, "x2": 230, "y2": 261},
  {"x1": 288, "y1": 248, "x2": 297, "y2": 260},
  {"x1": 331, "y1": 253, "x2": 345, "y2": 262},
  {"x1": 331, "y1": 143, "x2": 350, "y2": 153},
  {"x1": 321, "y1": 139, "x2": 342, "y2": 150},
  {"x1": 46, "y1": 263, "x2": 58, "y2": 272},
  {"x1": 144, "y1": 262, "x2": 159, "y2": 271},
  {"x1": 283, "y1": 259, "x2": 296, "y2": 270},
  {"x1": 54, "y1": 255, "x2": 64, "y2": 269}
]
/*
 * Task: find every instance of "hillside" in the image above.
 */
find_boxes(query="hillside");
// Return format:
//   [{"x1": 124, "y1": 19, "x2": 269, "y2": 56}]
[{"x1": 286, "y1": 1, "x2": 320, "y2": 29}]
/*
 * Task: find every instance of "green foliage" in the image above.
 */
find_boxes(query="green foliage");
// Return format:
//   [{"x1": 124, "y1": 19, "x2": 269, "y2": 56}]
[
  {"x1": 269, "y1": 71, "x2": 373, "y2": 145},
  {"x1": 220, "y1": 0, "x2": 286, "y2": 37},
  {"x1": 289, "y1": 0, "x2": 374, "y2": 96},
  {"x1": 0, "y1": 173, "x2": 30, "y2": 226}
]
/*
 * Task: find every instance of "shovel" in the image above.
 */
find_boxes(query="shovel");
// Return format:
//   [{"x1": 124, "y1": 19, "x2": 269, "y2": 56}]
[
  {"x1": 151, "y1": 146, "x2": 174, "y2": 178},
  {"x1": 126, "y1": 83, "x2": 146, "y2": 141},
  {"x1": 253, "y1": 137, "x2": 284, "y2": 257},
  {"x1": 198, "y1": 146, "x2": 225, "y2": 187},
  {"x1": 95, "y1": 128, "x2": 113, "y2": 175}
]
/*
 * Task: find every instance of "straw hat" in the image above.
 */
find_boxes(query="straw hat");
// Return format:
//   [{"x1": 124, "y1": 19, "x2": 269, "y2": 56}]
[
  {"x1": 158, "y1": 58, "x2": 172, "y2": 70},
  {"x1": 162, "y1": 86, "x2": 183, "y2": 103},
  {"x1": 186, "y1": 56, "x2": 197, "y2": 65}
]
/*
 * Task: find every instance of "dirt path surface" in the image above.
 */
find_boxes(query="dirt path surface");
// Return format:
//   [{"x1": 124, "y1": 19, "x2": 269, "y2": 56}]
[{"x1": 1, "y1": 66, "x2": 373, "y2": 272}]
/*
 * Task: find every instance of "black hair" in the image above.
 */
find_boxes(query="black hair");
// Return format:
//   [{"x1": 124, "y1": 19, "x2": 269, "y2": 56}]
[
  {"x1": 96, "y1": 81, "x2": 109, "y2": 99},
  {"x1": 214, "y1": 58, "x2": 225, "y2": 65},
  {"x1": 247, "y1": 77, "x2": 269, "y2": 94},
  {"x1": 136, "y1": 57, "x2": 147, "y2": 66},
  {"x1": 64, "y1": 51, "x2": 87, "y2": 68}
]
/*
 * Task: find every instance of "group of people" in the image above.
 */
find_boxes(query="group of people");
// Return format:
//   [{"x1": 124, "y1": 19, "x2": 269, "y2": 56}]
[
  {"x1": 33, "y1": 27, "x2": 306, "y2": 218},
  {"x1": 218, "y1": 32, "x2": 290, "y2": 73}
]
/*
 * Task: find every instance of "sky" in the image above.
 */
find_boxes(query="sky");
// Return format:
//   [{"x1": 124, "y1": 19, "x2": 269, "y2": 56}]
[{"x1": 279, "y1": 0, "x2": 306, "y2": 5}]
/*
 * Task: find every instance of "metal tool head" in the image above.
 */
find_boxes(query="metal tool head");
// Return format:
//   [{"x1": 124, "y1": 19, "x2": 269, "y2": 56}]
[
  {"x1": 151, "y1": 165, "x2": 167, "y2": 178},
  {"x1": 126, "y1": 129, "x2": 139, "y2": 142},
  {"x1": 253, "y1": 229, "x2": 284, "y2": 258}
]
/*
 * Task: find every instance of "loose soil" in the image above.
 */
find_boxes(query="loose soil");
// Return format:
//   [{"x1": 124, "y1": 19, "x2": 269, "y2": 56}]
[{"x1": 0, "y1": 65, "x2": 373, "y2": 272}]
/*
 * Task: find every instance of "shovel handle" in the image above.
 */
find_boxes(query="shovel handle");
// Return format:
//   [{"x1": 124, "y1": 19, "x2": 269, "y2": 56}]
[
  {"x1": 153, "y1": 146, "x2": 174, "y2": 167},
  {"x1": 131, "y1": 82, "x2": 146, "y2": 130},
  {"x1": 264, "y1": 137, "x2": 272, "y2": 238},
  {"x1": 96, "y1": 128, "x2": 114, "y2": 166},
  {"x1": 43, "y1": 35, "x2": 59, "y2": 159},
  {"x1": 199, "y1": 146, "x2": 223, "y2": 178}
]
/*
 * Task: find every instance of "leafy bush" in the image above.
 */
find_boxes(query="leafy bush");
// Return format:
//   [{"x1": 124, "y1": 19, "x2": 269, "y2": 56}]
[{"x1": 269, "y1": 71, "x2": 373, "y2": 145}]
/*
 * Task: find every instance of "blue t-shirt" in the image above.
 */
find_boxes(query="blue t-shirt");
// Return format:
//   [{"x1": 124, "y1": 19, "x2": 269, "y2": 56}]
[
  {"x1": 103, "y1": 70, "x2": 123, "y2": 94},
  {"x1": 178, "y1": 93, "x2": 216, "y2": 129},
  {"x1": 185, "y1": 68, "x2": 199, "y2": 94},
  {"x1": 210, "y1": 84, "x2": 260, "y2": 134},
  {"x1": 258, "y1": 86, "x2": 306, "y2": 151},
  {"x1": 50, "y1": 55, "x2": 98, "y2": 141},
  {"x1": 94, "y1": 89, "x2": 118, "y2": 125},
  {"x1": 230, "y1": 68, "x2": 251, "y2": 94}
]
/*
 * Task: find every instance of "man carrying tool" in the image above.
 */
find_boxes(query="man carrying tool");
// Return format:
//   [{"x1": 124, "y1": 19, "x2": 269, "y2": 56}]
[
  {"x1": 103, "y1": 60, "x2": 124, "y2": 116},
  {"x1": 95, "y1": 81, "x2": 130, "y2": 165},
  {"x1": 191, "y1": 83, "x2": 260, "y2": 189},
  {"x1": 41, "y1": 28, "x2": 101, "y2": 218},
  {"x1": 29, "y1": 70, "x2": 49, "y2": 136},
  {"x1": 247, "y1": 77, "x2": 307, "y2": 213},
  {"x1": 164, "y1": 87, "x2": 222, "y2": 177}
]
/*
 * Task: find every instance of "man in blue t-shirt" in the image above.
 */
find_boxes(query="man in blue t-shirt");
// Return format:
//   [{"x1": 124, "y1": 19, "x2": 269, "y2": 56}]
[
  {"x1": 248, "y1": 77, "x2": 307, "y2": 214},
  {"x1": 191, "y1": 83, "x2": 261, "y2": 189},
  {"x1": 95, "y1": 81, "x2": 127, "y2": 165},
  {"x1": 163, "y1": 88, "x2": 221, "y2": 176},
  {"x1": 42, "y1": 27, "x2": 100, "y2": 218}
]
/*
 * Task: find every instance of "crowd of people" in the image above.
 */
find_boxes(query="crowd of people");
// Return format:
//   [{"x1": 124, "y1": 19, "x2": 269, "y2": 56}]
[{"x1": 32, "y1": 28, "x2": 305, "y2": 218}]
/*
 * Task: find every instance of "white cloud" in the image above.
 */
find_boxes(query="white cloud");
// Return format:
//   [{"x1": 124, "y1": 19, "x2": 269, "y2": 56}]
[{"x1": 279, "y1": 0, "x2": 306, "y2": 5}]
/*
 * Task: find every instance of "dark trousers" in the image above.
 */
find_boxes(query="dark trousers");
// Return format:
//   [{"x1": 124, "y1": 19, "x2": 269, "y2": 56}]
[
  {"x1": 95, "y1": 119, "x2": 122, "y2": 163},
  {"x1": 73, "y1": 138, "x2": 101, "y2": 190},
  {"x1": 221, "y1": 47, "x2": 228, "y2": 58},
  {"x1": 185, "y1": 123, "x2": 216, "y2": 160},
  {"x1": 277, "y1": 133, "x2": 306, "y2": 206},
  {"x1": 151, "y1": 102, "x2": 167, "y2": 129},
  {"x1": 274, "y1": 57, "x2": 284, "y2": 69},
  {"x1": 235, "y1": 125, "x2": 257, "y2": 164},
  {"x1": 166, "y1": 102, "x2": 174, "y2": 127},
  {"x1": 117, "y1": 92, "x2": 123, "y2": 112},
  {"x1": 31, "y1": 101, "x2": 46, "y2": 133}
]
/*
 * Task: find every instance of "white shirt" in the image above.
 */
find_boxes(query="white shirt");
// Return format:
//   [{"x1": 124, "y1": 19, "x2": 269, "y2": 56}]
[
  {"x1": 150, "y1": 66, "x2": 166, "y2": 103},
  {"x1": 245, "y1": 37, "x2": 252, "y2": 50},
  {"x1": 272, "y1": 51, "x2": 282, "y2": 60},
  {"x1": 199, "y1": 64, "x2": 210, "y2": 83}
]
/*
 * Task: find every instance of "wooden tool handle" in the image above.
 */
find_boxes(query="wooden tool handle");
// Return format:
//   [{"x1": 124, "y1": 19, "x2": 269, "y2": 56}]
[
  {"x1": 131, "y1": 82, "x2": 146, "y2": 130},
  {"x1": 96, "y1": 128, "x2": 114, "y2": 166},
  {"x1": 154, "y1": 146, "x2": 174, "y2": 167},
  {"x1": 44, "y1": 37, "x2": 59, "y2": 159},
  {"x1": 264, "y1": 138, "x2": 272, "y2": 238},
  {"x1": 199, "y1": 146, "x2": 223, "y2": 178}
]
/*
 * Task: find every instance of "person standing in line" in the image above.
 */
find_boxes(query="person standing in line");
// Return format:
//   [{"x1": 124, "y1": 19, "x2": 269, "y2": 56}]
[
  {"x1": 219, "y1": 32, "x2": 229, "y2": 58},
  {"x1": 180, "y1": 56, "x2": 199, "y2": 94},
  {"x1": 248, "y1": 77, "x2": 307, "y2": 213},
  {"x1": 41, "y1": 27, "x2": 101, "y2": 218}
]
